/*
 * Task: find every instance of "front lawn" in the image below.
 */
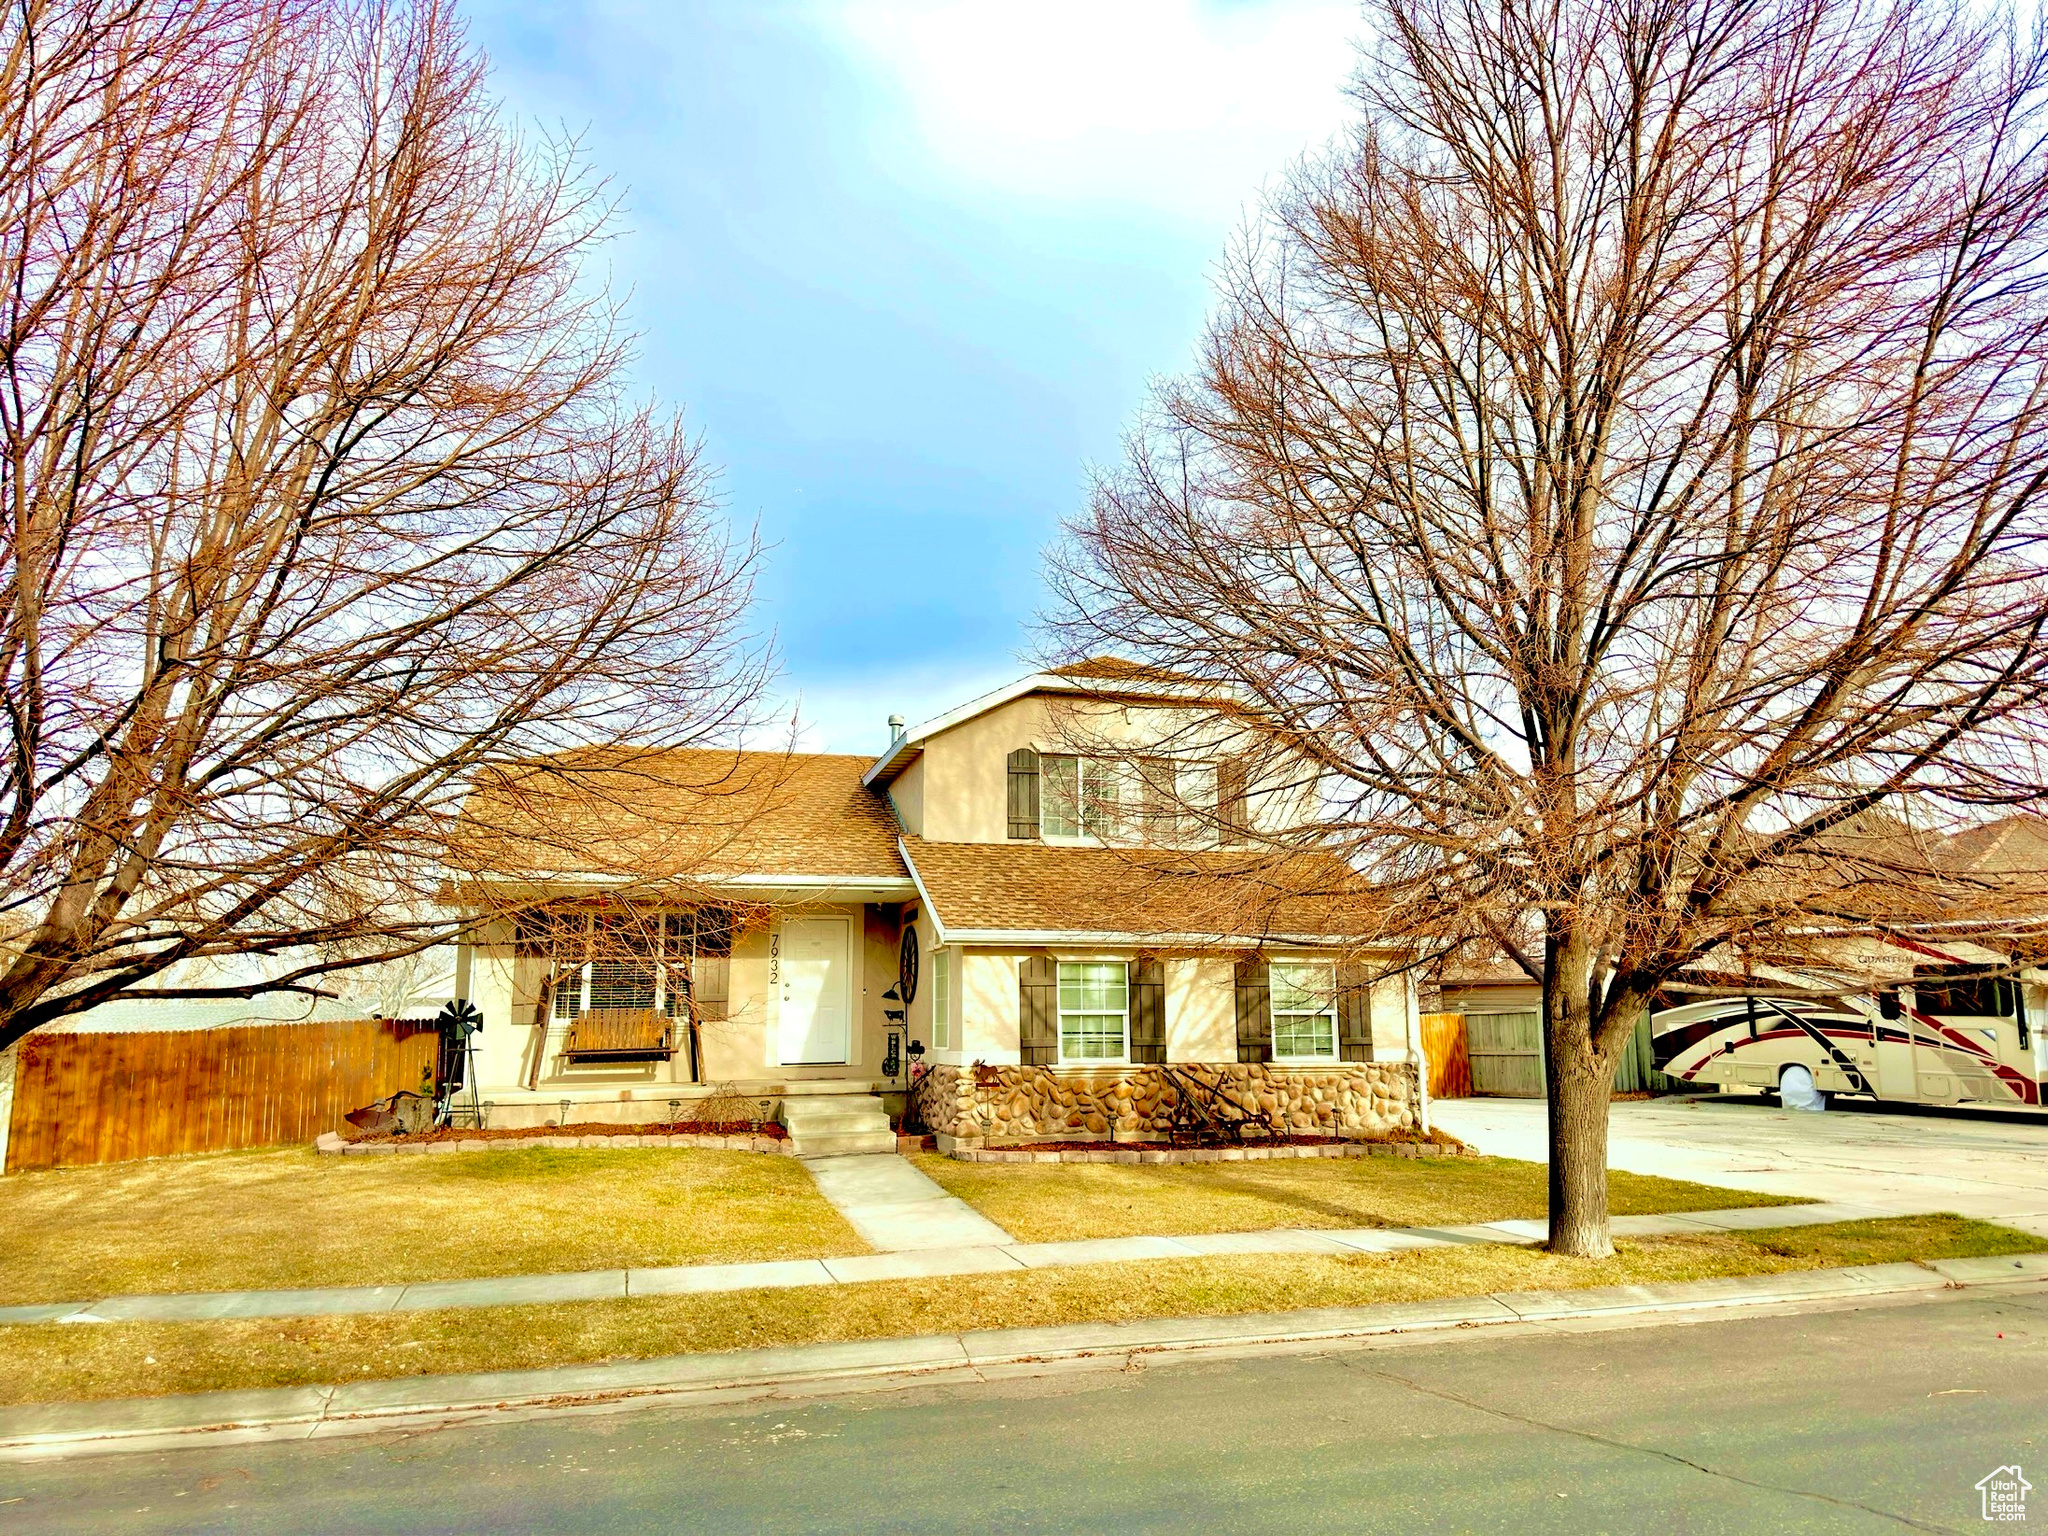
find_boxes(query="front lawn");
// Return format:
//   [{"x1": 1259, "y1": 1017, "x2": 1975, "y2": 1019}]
[
  {"x1": 0, "y1": 1215, "x2": 2029, "y2": 1406},
  {"x1": 0, "y1": 1146, "x2": 868, "y2": 1304},
  {"x1": 907, "y1": 1150, "x2": 1806, "y2": 1244}
]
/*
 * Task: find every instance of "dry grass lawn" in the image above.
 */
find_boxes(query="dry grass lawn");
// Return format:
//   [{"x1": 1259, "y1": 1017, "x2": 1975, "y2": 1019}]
[
  {"x1": 0, "y1": 1146, "x2": 868, "y2": 1304},
  {"x1": 0, "y1": 1215, "x2": 2029, "y2": 1407},
  {"x1": 908, "y1": 1150, "x2": 1805, "y2": 1243}
]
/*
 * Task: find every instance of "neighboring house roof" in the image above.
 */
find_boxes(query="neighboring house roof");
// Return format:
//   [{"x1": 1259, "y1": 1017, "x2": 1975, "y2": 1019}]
[
  {"x1": 45, "y1": 996, "x2": 379, "y2": 1034},
  {"x1": 1942, "y1": 815, "x2": 2048, "y2": 877},
  {"x1": 899, "y1": 835, "x2": 1387, "y2": 946},
  {"x1": 863, "y1": 657, "x2": 1230, "y2": 788},
  {"x1": 450, "y1": 749, "x2": 911, "y2": 891}
]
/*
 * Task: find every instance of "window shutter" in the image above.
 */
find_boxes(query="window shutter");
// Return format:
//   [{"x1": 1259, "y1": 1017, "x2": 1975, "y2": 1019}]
[
  {"x1": 683, "y1": 908, "x2": 734, "y2": 1023},
  {"x1": 1337, "y1": 961, "x2": 1373, "y2": 1062},
  {"x1": 1019, "y1": 952, "x2": 1058, "y2": 1064},
  {"x1": 1217, "y1": 758, "x2": 1248, "y2": 842},
  {"x1": 1007, "y1": 748, "x2": 1042, "y2": 839},
  {"x1": 1234, "y1": 957, "x2": 1271, "y2": 1063},
  {"x1": 692, "y1": 954, "x2": 729, "y2": 1022},
  {"x1": 1129, "y1": 957, "x2": 1166, "y2": 1064}
]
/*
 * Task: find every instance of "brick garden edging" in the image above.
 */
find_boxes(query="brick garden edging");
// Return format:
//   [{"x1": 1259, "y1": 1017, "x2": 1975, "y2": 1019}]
[
  {"x1": 947, "y1": 1140, "x2": 1480, "y2": 1165},
  {"x1": 314, "y1": 1131, "x2": 792, "y2": 1157}
]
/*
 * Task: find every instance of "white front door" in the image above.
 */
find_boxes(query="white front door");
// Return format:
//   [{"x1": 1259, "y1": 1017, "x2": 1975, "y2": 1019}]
[{"x1": 778, "y1": 917, "x2": 851, "y2": 1065}]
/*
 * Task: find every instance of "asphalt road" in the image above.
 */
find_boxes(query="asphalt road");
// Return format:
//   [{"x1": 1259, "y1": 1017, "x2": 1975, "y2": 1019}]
[{"x1": 5, "y1": 1284, "x2": 2043, "y2": 1535}]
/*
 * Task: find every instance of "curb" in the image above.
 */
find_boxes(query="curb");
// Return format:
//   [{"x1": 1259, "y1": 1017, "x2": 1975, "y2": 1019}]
[
  {"x1": 4, "y1": 1252, "x2": 2043, "y2": 1462},
  {"x1": 317, "y1": 1131, "x2": 793, "y2": 1157},
  {"x1": 946, "y1": 1141, "x2": 1478, "y2": 1164}
]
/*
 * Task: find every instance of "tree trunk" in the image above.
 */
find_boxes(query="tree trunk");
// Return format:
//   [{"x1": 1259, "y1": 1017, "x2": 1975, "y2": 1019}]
[{"x1": 1543, "y1": 945, "x2": 1616, "y2": 1257}]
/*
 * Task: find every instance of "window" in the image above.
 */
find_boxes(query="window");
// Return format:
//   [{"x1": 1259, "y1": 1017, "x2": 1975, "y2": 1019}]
[
  {"x1": 541, "y1": 908, "x2": 718, "y2": 1021},
  {"x1": 1041, "y1": 755, "x2": 1123, "y2": 839},
  {"x1": 1058, "y1": 960, "x2": 1129, "y2": 1060},
  {"x1": 1270, "y1": 960, "x2": 1337, "y2": 1059},
  {"x1": 931, "y1": 949, "x2": 951, "y2": 1051},
  {"x1": 1915, "y1": 970, "x2": 2016, "y2": 1018},
  {"x1": 552, "y1": 965, "x2": 584, "y2": 1020}
]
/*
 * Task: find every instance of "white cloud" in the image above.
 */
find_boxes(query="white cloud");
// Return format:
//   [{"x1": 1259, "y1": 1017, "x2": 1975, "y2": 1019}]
[{"x1": 826, "y1": 0, "x2": 1362, "y2": 223}]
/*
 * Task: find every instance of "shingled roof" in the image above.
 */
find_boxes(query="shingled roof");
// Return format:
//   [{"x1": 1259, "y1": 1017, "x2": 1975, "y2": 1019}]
[
  {"x1": 900, "y1": 835, "x2": 1385, "y2": 944},
  {"x1": 451, "y1": 749, "x2": 909, "y2": 887}
]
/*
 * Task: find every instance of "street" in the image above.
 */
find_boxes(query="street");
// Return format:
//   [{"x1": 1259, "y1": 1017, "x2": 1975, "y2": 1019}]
[
  {"x1": 6, "y1": 1282, "x2": 2042, "y2": 1534},
  {"x1": 1432, "y1": 1094, "x2": 2048, "y2": 1237}
]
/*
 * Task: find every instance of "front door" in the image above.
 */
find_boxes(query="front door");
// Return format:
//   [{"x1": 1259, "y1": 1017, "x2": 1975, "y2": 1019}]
[{"x1": 778, "y1": 917, "x2": 851, "y2": 1065}]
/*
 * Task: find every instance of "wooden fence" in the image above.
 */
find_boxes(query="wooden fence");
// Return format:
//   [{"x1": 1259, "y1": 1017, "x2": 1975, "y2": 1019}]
[
  {"x1": 1455, "y1": 1010, "x2": 1679, "y2": 1098},
  {"x1": 5, "y1": 1018, "x2": 440, "y2": 1172},
  {"x1": 1419, "y1": 1011, "x2": 1472, "y2": 1099},
  {"x1": 1467, "y1": 1010, "x2": 1547, "y2": 1096}
]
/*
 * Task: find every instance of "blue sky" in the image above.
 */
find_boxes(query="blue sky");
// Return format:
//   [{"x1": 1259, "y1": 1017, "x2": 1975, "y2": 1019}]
[{"x1": 463, "y1": 0, "x2": 1363, "y2": 754}]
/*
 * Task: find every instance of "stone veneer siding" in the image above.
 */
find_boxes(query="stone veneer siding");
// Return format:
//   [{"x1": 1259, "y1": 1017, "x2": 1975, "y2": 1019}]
[{"x1": 912, "y1": 1061, "x2": 1419, "y2": 1146}]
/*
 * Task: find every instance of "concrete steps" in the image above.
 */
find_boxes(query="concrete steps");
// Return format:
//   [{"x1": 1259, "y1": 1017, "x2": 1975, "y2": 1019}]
[{"x1": 782, "y1": 1093, "x2": 895, "y2": 1157}]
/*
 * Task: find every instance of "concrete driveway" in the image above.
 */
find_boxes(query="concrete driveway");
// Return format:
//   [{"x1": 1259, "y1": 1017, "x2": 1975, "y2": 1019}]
[{"x1": 1430, "y1": 1092, "x2": 2048, "y2": 1238}]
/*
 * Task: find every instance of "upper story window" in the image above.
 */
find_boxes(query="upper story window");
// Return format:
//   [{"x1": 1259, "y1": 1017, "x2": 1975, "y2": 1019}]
[
  {"x1": 1021, "y1": 748, "x2": 1238, "y2": 846},
  {"x1": 1270, "y1": 959, "x2": 1337, "y2": 1059},
  {"x1": 1041, "y1": 754, "x2": 1125, "y2": 839}
]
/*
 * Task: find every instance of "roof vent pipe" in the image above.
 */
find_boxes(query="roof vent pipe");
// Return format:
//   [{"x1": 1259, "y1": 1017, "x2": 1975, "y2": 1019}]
[{"x1": 887, "y1": 714, "x2": 906, "y2": 746}]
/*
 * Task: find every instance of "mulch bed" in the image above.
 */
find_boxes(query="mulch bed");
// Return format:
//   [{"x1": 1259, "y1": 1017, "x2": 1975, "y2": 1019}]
[
  {"x1": 999, "y1": 1133, "x2": 1353, "y2": 1152},
  {"x1": 352, "y1": 1120, "x2": 786, "y2": 1146}
]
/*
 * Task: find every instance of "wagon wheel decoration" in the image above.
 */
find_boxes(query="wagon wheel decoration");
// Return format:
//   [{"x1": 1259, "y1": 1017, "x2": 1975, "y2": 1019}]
[{"x1": 898, "y1": 924, "x2": 919, "y2": 1007}]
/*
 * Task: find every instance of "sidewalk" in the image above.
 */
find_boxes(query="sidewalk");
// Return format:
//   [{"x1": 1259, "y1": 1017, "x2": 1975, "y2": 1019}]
[
  {"x1": 6, "y1": 1252, "x2": 2043, "y2": 1462},
  {"x1": 800, "y1": 1152, "x2": 1015, "y2": 1251},
  {"x1": 0, "y1": 1199, "x2": 1898, "y2": 1327}
]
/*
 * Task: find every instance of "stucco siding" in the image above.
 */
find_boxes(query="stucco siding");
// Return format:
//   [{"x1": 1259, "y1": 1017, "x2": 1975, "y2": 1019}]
[
  {"x1": 1370, "y1": 970, "x2": 1419, "y2": 1062},
  {"x1": 1167, "y1": 957, "x2": 1236, "y2": 1061},
  {"x1": 961, "y1": 950, "x2": 1023, "y2": 1064}
]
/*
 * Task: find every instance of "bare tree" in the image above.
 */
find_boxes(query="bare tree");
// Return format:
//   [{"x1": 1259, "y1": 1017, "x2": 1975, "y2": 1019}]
[
  {"x1": 1053, "y1": 0, "x2": 2048, "y2": 1254},
  {"x1": 0, "y1": 0, "x2": 770, "y2": 1053}
]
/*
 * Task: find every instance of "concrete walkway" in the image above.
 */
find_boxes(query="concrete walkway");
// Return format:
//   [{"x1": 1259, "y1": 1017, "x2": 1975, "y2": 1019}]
[
  {"x1": 6, "y1": 1252, "x2": 2044, "y2": 1462},
  {"x1": 0, "y1": 1199, "x2": 1902, "y2": 1328},
  {"x1": 800, "y1": 1153, "x2": 1015, "y2": 1251}
]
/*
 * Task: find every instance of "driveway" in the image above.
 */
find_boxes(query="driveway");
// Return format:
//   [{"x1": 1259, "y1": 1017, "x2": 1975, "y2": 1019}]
[{"x1": 1431, "y1": 1093, "x2": 2048, "y2": 1238}]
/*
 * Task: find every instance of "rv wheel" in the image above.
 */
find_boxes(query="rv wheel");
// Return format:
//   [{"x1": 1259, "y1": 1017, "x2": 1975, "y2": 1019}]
[{"x1": 1778, "y1": 1064, "x2": 1828, "y2": 1113}]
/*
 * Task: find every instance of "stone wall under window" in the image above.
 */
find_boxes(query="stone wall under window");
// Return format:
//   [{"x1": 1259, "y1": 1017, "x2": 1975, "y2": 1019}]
[{"x1": 910, "y1": 1060, "x2": 1418, "y2": 1146}]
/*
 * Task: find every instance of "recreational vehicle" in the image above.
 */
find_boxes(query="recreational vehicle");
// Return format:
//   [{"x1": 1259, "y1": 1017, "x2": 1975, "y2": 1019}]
[{"x1": 1650, "y1": 969, "x2": 2047, "y2": 1112}]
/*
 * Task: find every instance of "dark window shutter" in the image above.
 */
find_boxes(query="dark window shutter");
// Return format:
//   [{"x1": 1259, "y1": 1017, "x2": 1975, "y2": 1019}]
[
  {"x1": 1008, "y1": 748, "x2": 1042, "y2": 839},
  {"x1": 1234, "y1": 957, "x2": 1271, "y2": 1063},
  {"x1": 1217, "y1": 758, "x2": 1248, "y2": 842},
  {"x1": 1338, "y1": 961, "x2": 1373, "y2": 1062},
  {"x1": 1129, "y1": 957, "x2": 1166, "y2": 1064},
  {"x1": 1020, "y1": 953, "x2": 1058, "y2": 1064}
]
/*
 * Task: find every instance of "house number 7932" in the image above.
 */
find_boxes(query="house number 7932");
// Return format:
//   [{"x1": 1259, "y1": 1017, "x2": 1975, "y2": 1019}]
[{"x1": 768, "y1": 933, "x2": 779, "y2": 987}]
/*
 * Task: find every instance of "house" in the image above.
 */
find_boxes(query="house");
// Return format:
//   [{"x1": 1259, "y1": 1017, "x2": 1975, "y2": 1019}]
[{"x1": 448, "y1": 660, "x2": 1424, "y2": 1149}]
